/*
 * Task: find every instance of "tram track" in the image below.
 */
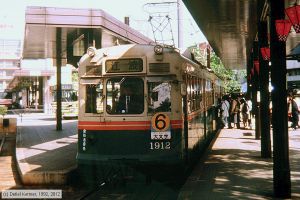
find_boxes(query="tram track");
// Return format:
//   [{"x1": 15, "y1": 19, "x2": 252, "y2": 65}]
[
  {"x1": 0, "y1": 134, "x2": 5, "y2": 154},
  {"x1": 77, "y1": 178, "x2": 184, "y2": 200},
  {"x1": 74, "y1": 167, "x2": 186, "y2": 200},
  {"x1": 0, "y1": 134, "x2": 186, "y2": 199},
  {"x1": 0, "y1": 132, "x2": 22, "y2": 191},
  {"x1": 0, "y1": 131, "x2": 86, "y2": 199}
]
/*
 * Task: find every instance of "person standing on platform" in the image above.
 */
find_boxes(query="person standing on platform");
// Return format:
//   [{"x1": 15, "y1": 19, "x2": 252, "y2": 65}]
[
  {"x1": 228, "y1": 94, "x2": 233, "y2": 128},
  {"x1": 241, "y1": 97, "x2": 250, "y2": 129},
  {"x1": 221, "y1": 95, "x2": 230, "y2": 128},
  {"x1": 288, "y1": 94, "x2": 299, "y2": 130},
  {"x1": 246, "y1": 97, "x2": 253, "y2": 129},
  {"x1": 216, "y1": 98, "x2": 223, "y2": 128},
  {"x1": 230, "y1": 94, "x2": 240, "y2": 129}
]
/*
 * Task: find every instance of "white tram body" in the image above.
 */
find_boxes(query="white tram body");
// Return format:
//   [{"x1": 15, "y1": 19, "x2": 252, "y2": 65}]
[{"x1": 77, "y1": 44, "x2": 222, "y2": 180}]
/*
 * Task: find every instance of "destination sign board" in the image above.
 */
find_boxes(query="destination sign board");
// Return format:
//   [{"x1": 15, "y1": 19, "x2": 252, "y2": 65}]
[{"x1": 105, "y1": 58, "x2": 143, "y2": 73}]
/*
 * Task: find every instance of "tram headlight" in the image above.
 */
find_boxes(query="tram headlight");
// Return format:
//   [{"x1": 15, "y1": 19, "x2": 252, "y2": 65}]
[
  {"x1": 87, "y1": 47, "x2": 97, "y2": 57},
  {"x1": 154, "y1": 45, "x2": 163, "y2": 55}
]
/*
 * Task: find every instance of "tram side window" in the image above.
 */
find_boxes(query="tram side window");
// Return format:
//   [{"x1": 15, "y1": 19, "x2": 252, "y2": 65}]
[
  {"x1": 187, "y1": 76, "x2": 193, "y2": 113},
  {"x1": 85, "y1": 84, "x2": 103, "y2": 114},
  {"x1": 196, "y1": 78, "x2": 202, "y2": 110},
  {"x1": 106, "y1": 77, "x2": 144, "y2": 114},
  {"x1": 148, "y1": 82, "x2": 171, "y2": 113},
  {"x1": 206, "y1": 80, "x2": 212, "y2": 107}
]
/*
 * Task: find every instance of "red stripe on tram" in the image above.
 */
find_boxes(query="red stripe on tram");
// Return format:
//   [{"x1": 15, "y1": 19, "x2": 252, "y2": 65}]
[{"x1": 78, "y1": 120, "x2": 183, "y2": 130}]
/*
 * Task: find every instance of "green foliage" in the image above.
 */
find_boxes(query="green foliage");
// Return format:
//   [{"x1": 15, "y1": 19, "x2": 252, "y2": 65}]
[
  {"x1": 72, "y1": 71, "x2": 78, "y2": 82},
  {"x1": 72, "y1": 71, "x2": 79, "y2": 91},
  {"x1": 0, "y1": 106, "x2": 7, "y2": 117},
  {"x1": 188, "y1": 45, "x2": 246, "y2": 93},
  {"x1": 188, "y1": 45, "x2": 206, "y2": 65},
  {"x1": 12, "y1": 78, "x2": 33, "y2": 92}
]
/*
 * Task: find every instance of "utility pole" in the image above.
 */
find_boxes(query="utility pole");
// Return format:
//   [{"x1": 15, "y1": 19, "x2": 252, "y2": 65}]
[{"x1": 177, "y1": 0, "x2": 183, "y2": 48}]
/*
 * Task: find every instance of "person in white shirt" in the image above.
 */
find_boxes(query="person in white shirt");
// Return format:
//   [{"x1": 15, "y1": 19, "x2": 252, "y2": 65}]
[
  {"x1": 246, "y1": 98, "x2": 252, "y2": 129},
  {"x1": 221, "y1": 95, "x2": 230, "y2": 128}
]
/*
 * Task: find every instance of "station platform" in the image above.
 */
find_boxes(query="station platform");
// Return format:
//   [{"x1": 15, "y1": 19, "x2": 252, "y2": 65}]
[
  {"x1": 12, "y1": 113, "x2": 300, "y2": 199},
  {"x1": 178, "y1": 127, "x2": 300, "y2": 199},
  {"x1": 15, "y1": 113, "x2": 77, "y2": 185}
]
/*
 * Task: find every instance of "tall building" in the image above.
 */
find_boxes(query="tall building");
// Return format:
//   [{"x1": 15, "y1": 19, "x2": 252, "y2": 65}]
[{"x1": 0, "y1": 39, "x2": 21, "y2": 100}]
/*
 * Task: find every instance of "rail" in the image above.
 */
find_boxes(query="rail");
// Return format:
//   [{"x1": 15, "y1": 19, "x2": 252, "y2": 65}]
[{"x1": 0, "y1": 134, "x2": 6, "y2": 155}]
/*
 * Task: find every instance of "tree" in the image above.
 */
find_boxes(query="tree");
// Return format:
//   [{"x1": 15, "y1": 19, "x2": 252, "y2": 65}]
[
  {"x1": 12, "y1": 77, "x2": 32, "y2": 92},
  {"x1": 188, "y1": 44, "x2": 246, "y2": 93},
  {"x1": 0, "y1": 106, "x2": 7, "y2": 117}
]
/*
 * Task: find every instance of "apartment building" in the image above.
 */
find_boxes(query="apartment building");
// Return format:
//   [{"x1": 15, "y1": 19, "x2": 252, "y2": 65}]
[{"x1": 0, "y1": 39, "x2": 21, "y2": 104}]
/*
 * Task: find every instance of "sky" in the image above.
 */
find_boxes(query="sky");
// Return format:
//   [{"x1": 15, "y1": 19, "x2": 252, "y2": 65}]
[{"x1": 0, "y1": 0, "x2": 207, "y2": 49}]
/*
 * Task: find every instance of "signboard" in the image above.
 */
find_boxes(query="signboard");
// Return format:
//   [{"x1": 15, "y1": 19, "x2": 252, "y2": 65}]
[
  {"x1": 150, "y1": 112, "x2": 171, "y2": 140},
  {"x1": 51, "y1": 84, "x2": 73, "y2": 90},
  {"x1": 105, "y1": 58, "x2": 143, "y2": 73}
]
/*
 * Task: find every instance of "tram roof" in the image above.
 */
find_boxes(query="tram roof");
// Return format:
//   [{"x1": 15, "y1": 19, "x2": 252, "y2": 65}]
[{"x1": 183, "y1": 0, "x2": 300, "y2": 70}]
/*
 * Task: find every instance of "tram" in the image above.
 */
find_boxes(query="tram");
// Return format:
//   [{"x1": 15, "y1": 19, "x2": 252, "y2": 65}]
[{"x1": 77, "y1": 44, "x2": 223, "y2": 183}]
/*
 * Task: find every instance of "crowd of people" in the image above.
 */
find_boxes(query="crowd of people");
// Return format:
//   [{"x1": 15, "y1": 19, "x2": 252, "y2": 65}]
[
  {"x1": 217, "y1": 92, "x2": 300, "y2": 130},
  {"x1": 217, "y1": 94, "x2": 252, "y2": 130}
]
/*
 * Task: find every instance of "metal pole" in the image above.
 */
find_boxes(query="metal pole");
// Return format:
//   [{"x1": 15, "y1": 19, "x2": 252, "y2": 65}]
[
  {"x1": 253, "y1": 41, "x2": 261, "y2": 140},
  {"x1": 258, "y1": 21, "x2": 272, "y2": 158},
  {"x1": 177, "y1": 0, "x2": 183, "y2": 48},
  {"x1": 56, "y1": 27, "x2": 62, "y2": 131},
  {"x1": 35, "y1": 76, "x2": 38, "y2": 110},
  {"x1": 270, "y1": 0, "x2": 291, "y2": 197}
]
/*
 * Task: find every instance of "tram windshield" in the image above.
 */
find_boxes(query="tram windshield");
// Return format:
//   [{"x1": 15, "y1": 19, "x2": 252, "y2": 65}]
[
  {"x1": 106, "y1": 77, "x2": 144, "y2": 114},
  {"x1": 85, "y1": 83, "x2": 104, "y2": 114},
  {"x1": 148, "y1": 82, "x2": 171, "y2": 113}
]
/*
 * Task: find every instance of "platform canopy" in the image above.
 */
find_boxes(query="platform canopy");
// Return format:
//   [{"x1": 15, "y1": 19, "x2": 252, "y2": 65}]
[
  {"x1": 23, "y1": 7, "x2": 153, "y2": 64},
  {"x1": 183, "y1": 0, "x2": 300, "y2": 69}
]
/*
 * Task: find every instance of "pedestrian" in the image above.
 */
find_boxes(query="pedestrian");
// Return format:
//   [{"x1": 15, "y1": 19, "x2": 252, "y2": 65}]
[
  {"x1": 240, "y1": 98, "x2": 250, "y2": 129},
  {"x1": 230, "y1": 94, "x2": 240, "y2": 129},
  {"x1": 288, "y1": 95, "x2": 299, "y2": 130},
  {"x1": 216, "y1": 98, "x2": 223, "y2": 128},
  {"x1": 227, "y1": 95, "x2": 233, "y2": 128},
  {"x1": 221, "y1": 95, "x2": 230, "y2": 128},
  {"x1": 246, "y1": 97, "x2": 252, "y2": 129}
]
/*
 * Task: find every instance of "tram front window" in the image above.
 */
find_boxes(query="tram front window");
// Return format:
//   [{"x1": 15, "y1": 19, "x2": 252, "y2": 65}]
[
  {"x1": 85, "y1": 83, "x2": 104, "y2": 113},
  {"x1": 148, "y1": 82, "x2": 171, "y2": 113},
  {"x1": 106, "y1": 77, "x2": 144, "y2": 114}
]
